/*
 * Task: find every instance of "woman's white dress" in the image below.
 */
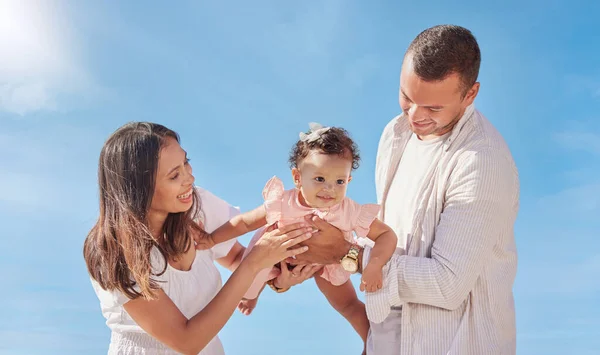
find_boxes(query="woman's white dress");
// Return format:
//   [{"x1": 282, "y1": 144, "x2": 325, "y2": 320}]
[{"x1": 91, "y1": 187, "x2": 239, "y2": 354}]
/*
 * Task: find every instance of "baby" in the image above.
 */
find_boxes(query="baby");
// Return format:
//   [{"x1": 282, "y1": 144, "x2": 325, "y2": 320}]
[{"x1": 198, "y1": 123, "x2": 397, "y2": 343}]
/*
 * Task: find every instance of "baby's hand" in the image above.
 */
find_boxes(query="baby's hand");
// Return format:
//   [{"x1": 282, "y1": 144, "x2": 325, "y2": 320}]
[
  {"x1": 237, "y1": 297, "x2": 259, "y2": 316},
  {"x1": 194, "y1": 233, "x2": 215, "y2": 250},
  {"x1": 360, "y1": 263, "x2": 383, "y2": 293}
]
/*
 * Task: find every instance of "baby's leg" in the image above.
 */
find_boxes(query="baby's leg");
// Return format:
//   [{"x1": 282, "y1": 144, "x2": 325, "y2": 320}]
[
  {"x1": 241, "y1": 226, "x2": 281, "y2": 300},
  {"x1": 314, "y1": 276, "x2": 370, "y2": 344}
]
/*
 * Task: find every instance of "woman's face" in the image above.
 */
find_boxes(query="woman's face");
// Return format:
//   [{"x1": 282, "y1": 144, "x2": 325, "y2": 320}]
[{"x1": 149, "y1": 137, "x2": 195, "y2": 217}]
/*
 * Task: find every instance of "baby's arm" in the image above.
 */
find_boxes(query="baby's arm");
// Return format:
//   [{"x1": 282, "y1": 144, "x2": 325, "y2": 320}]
[
  {"x1": 196, "y1": 205, "x2": 267, "y2": 249},
  {"x1": 365, "y1": 219, "x2": 397, "y2": 267},
  {"x1": 360, "y1": 219, "x2": 397, "y2": 292},
  {"x1": 211, "y1": 205, "x2": 268, "y2": 244}
]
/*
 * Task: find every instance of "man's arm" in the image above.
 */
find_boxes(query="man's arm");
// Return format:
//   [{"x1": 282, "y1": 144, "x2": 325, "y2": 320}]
[
  {"x1": 368, "y1": 148, "x2": 519, "y2": 310},
  {"x1": 290, "y1": 214, "x2": 355, "y2": 266}
]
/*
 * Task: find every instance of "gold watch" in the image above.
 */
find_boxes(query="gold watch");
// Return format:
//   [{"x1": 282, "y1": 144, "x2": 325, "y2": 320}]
[
  {"x1": 340, "y1": 244, "x2": 360, "y2": 273},
  {"x1": 266, "y1": 279, "x2": 290, "y2": 293}
]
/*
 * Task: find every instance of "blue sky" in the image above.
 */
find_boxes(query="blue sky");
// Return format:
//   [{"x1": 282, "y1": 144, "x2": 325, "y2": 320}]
[{"x1": 1, "y1": 0, "x2": 599, "y2": 354}]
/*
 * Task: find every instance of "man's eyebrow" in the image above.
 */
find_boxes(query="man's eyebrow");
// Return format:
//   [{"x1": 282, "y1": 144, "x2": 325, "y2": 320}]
[
  {"x1": 400, "y1": 89, "x2": 411, "y2": 100},
  {"x1": 401, "y1": 89, "x2": 444, "y2": 109}
]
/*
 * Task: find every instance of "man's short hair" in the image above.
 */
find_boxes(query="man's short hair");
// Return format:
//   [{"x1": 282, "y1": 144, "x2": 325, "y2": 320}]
[{"x1": 406, "y1": 25, "x2": 481, "y2": 95}]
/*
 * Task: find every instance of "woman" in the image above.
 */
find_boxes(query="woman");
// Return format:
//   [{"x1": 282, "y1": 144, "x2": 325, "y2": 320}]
[{"x1": 83, "y1": 122, "x2": 321, "y2": 354}]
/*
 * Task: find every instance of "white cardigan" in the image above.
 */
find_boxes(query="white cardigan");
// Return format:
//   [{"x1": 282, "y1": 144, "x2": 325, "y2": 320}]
[{"x1": 365, "y1": 104, "x2": 520, "y2": 355}]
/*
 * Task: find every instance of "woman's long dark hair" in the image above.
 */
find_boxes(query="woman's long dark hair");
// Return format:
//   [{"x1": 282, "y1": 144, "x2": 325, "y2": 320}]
[{"x1": 83, "y1": 122, "x2": 204, "y2": 300}]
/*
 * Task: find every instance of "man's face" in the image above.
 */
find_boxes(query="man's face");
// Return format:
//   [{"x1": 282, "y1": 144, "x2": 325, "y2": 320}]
[{"x1": 399, "y1": 55, "x2": 479, "y2": 140}]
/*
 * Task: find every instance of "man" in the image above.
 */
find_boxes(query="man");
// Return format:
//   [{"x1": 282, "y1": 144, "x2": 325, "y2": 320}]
[{"x1": 288, "y1": 25, "x2": 520, "y2": 354}]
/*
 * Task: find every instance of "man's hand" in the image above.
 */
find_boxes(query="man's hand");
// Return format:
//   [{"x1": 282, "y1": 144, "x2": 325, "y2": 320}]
[
  {"x1": 289, "y1": 214, "x2": 353, "y2": 265},
  {"x1": 274, "y1": 261, "x2": 322, "y2": 289}
]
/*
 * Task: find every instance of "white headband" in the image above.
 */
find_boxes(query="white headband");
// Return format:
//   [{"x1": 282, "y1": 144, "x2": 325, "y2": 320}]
[{"x1": 298, "y1": 122, "x2": 331, "y2": 143}]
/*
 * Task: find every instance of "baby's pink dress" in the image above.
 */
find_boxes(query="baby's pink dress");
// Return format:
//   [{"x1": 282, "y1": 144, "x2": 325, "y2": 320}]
[{"x1": 242, "y1": 176, "x2": 380, "y2": 299}]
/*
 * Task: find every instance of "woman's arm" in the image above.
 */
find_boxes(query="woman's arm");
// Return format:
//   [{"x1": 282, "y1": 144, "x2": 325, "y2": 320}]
[
  {"x1": 124, "y1": 222, "x2": 312, "y2": 355},
  {"x1": 124, "y1": 260, "x2": 259, "y2": 355}
]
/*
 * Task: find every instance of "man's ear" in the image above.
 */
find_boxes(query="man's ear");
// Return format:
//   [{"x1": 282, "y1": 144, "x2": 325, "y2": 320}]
[{"x1": 463, "y1": 82, "x2": 480, "y2": 107}]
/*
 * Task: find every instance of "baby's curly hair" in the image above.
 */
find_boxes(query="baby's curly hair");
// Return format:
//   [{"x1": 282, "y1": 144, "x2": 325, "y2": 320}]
[{"x1": 288, "y1": 126, "x2": 361, "y2": 170}]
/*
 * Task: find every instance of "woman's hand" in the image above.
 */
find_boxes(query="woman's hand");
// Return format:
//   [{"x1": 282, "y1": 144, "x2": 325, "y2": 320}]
[
  {"x1": 273, "y1": 261, "x2": 322, "y2": 289},
  {"x1": 244, "y1": 222, "x2": 313, "y2": 273}
]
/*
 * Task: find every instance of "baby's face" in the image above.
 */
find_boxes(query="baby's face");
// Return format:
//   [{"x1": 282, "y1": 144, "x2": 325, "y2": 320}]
[{"x1": 293, "y1": 151, "x2": 352, "y2": 209}]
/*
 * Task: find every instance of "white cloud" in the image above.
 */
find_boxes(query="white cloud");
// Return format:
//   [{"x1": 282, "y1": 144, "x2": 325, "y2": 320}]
[
  {"x1": 0, "y1": 171, "x2": 57, "y2": 208},
  {"x1": 564, "y1": 74, "x2": 600, "y2": 100},
  {"x1": 0, "y1": 82, "x2": 57, "y2": 114},
  {"x1": 0, "y1": 0, "x2": 95, "y2": 115},
  {"x1": 555, "y1": 130, "x2": 600, "y2": 156},
  {"x1": 519, "y1": 328, "x2": 600, "y2": 341},
  {"x1": 273, "y1": 1, "x2": 344, "y2": 57},
  {"x1": 562, "y1": 168, "x2": 600, "y2": 185},
  {"x1": 550, "y1": 129, "x2": 600, "y2": 217},
  {"x1": 344, "y1": 53, "x2": 381, "y2": 89},
  {"x1": 0, "y1": 124, "x2": 103, "y2": 214},
  {"x1": 519, "y1": 253, "x2": 600, "y2": 296},
  {"x1": 0, "y1": 329, "x2": 108, "y2": 354},
  {"x1": 536, "y1": 182, "x2": 600, "y2": 222},
  {"x1": 189, "y1": 1, "x2": 356, "y2": 87}
]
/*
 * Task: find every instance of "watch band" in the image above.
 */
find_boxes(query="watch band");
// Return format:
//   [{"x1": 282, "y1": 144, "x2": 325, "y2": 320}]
[
  {"x1": 346, "y1": 244, "x2": 360, "y2": 260},
  {"x1": 266, "y1": 279, "x2": 290, "y2": 293}
]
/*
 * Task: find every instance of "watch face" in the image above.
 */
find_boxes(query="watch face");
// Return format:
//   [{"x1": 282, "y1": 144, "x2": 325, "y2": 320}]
[{"x1": 341, "y1": 258, "x2": 358, "y2": 273}]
